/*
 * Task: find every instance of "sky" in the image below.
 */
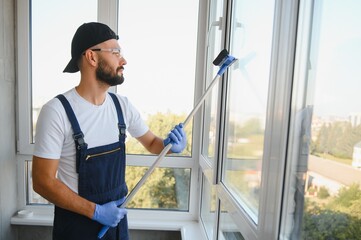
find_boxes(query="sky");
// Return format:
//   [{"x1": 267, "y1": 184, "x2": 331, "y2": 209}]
[
  {"x1": 116, "y1": 0, "x2": 198, "y2": 118},
  {"x1": 31, "y1": 0, "x2": 97, "y2": 107},
  {"x1": 312, "y1": 0, "x2": 361, "y2": 117},
  {"x1": 31, "y1": 0, "x2": 199, "y2": 121}
]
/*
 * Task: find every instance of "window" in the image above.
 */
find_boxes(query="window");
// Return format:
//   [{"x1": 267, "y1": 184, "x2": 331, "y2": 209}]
[
  {"x1": 281, "y1": 0, "x2": 361, "y2": 239},
  {"x1": 18, "y1": 0, "x2": 98, "y2": 206},
  {"x1": 199, "y1": 0, "x2": 297, "y2": 239},
  {"x1": 18, "y1": 0, "x2": 199, "y2": 215},
  {"x1": 117, "y1": 0, "x2": 199, "y2": 212},
  {"x1": 222, "y1": 0, "x2": 275, "y2": 222},
  {"x1": 18, "y1": 0, "x2": 98, "y2": 154}
]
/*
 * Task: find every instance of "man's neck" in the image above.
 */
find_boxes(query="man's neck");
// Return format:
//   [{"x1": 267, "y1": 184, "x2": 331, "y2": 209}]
[{"x1": 75, "y1": 80, "x2": 109, "y2": 106}]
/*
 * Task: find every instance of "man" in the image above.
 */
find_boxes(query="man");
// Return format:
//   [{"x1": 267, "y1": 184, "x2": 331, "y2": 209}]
[{"x1": 32, "y1": 22, "x2": 186, "y2": 240}]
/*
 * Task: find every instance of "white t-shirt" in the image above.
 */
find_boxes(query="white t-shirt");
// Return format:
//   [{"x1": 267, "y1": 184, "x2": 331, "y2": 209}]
[{"x1": 33, "y1": 88, "x2": 149, "y2": 193}]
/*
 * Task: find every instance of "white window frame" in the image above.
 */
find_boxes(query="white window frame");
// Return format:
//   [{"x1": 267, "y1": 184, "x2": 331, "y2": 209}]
[
  {"x1": 255, "y1": 0, "x2": 300, "y2": 239},
  {"x1": 199, "y1": 0, "x2": 228, "y2": 185},
  {"x1": 198, "y1": 0, "x2": 300, "y2": 239},
  {"x1": 16, "y1": 0, "x2": 202, "y2": 224}
]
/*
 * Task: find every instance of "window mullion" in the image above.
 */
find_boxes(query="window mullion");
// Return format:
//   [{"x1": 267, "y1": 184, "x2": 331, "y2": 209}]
[
  {"x1": 97, "y1": 0, "x2": 118, "y2": 31},
  {"x1": 257, "y1": 0, "x2": 300, "y2": 239},
  {"x1": 17, "y1": 0, "x2": 33, "y2": 155}
]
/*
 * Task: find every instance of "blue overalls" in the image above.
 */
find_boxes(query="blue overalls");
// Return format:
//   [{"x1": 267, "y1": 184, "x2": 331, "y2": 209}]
[{"x1": 53, "y1": 93, "x2": 129, "y2": 240}]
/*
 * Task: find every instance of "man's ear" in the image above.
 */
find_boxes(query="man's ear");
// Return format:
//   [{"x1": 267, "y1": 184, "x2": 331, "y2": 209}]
[{"x1": 83, "y1": 50, "x2": 98, "y2": 67}]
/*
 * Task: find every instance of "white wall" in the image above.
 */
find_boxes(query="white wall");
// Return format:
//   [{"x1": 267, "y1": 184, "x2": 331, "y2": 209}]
[{"x1": 0, "y1": 0, "x2": 17, "y2": 239}]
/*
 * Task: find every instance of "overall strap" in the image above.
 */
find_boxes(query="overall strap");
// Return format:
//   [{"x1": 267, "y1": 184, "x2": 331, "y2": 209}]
[
  {"x1": 56, "y1": 94, "x2": 88, "y2": 172},
  {"x1": 108, "y1": 92, "x2": 127, "y2": 140}
]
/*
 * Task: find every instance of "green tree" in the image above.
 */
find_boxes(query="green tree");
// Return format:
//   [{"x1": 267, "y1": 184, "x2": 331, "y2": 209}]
[
  {"x1": 315, "y1": 124, "x2": 330, "y2": 154},
  {"x1": 302, "y1": 208, "x2": 361, "y2": 239},
  {"x1": 240, "y1": 118, "x2": 263, "y2": 137},
  {"x1": 324, "y1": 184, "x2": 361, "y2": 221},
  {"x1": 313, "y1": 121, "x2": 361, "y2": 160},
  {"x1": 317, "y1": 186, "x2": 330, "y2": 199},
  {"x1": 302, "y1": 183, "x2": 361, "y2": 239},
  {"x1": 126, "y1": 167, "x2": 187, "y2": 209},
  {"x1": 331, "y1": 184, "x2": 361, "y2": 209},
  {"x1": 126, "y1": 112, "x2": 192, "y2": 156},
  {"x1": 327, "y1": 122, "x2": 343, "y2": 156},
  {"x1": 302, "y1": 209, "x2": 349, "y2": 239}
]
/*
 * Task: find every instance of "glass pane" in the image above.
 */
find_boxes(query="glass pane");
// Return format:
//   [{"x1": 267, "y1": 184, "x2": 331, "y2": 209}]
[
  {"x1": 202, "y1": 0, "x2": 224, "y2": 163},
  {"x1": 126, "y1": 166, "x2": 190, "y2": 211},
  {"x1": 219, "y1": 202, "x2": 245, "y2": 240},
  {"x1": 117, "y1": 0, "x2": 199, "y2": 156},
  {"x1": 200, "y1": 174, "x2": 217, "y2": 239},
  {"x1": 282, "y1": 1, "x2": 361, "y2": 239},
  {"x1": 31, "y1": 0, "x2": 97, "y2": 142},
  {"x1": 125, "y1": 113, "x2": 193, "y2": 157},
  {"x1": 26, "y1": 161, "x2": 50, "y2": 204},
  {"x1": 222, "y1": 0, "x2": 275, "y2": 222}
]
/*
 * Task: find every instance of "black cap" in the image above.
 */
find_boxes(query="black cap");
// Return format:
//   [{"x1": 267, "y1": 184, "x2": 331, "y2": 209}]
[{"x1": 63, "y1": 22, "x2": 119, "y2": 73}]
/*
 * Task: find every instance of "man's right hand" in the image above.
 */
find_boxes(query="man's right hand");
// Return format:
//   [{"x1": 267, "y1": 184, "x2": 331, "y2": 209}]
[{"x1": 92, "y1": 199, "x2": 127, "y2": 227}]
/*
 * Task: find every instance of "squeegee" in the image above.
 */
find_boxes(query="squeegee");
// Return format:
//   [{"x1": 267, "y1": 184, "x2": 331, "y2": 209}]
[{"x1": 98, "y1": 49, "x2": 237, "y2": 239}]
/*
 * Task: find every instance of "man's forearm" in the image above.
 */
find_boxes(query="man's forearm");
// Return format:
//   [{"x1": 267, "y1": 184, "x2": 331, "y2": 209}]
[
  {"x1": 34, "y1": 177, "x2": 95, "y2": 219},
  {"x1": 32, "y1": 156, "x2": 95, "y2": 219}
]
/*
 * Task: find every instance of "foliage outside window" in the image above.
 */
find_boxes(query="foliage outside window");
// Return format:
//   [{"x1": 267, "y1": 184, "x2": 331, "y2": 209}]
[
  {"x1": 126, "y1": 166, "x2": 190, "y2": 210},
  {"x1": 126, "y1": 112, "x2": 193, "y2": 156}
]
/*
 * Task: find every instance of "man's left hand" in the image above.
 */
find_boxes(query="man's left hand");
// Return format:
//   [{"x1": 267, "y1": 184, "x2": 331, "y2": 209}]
[{"x1": 163, "y1": 123, "x2": 187, "y2": 153}]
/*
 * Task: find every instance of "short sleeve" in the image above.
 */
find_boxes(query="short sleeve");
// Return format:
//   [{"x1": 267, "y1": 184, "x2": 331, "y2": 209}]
[
  {"x1": 33, "y1": 101, "x2": 66, "y2": 160},
  {"x1": 118, "y1": 95, "x2": 149, "y2": 138}
]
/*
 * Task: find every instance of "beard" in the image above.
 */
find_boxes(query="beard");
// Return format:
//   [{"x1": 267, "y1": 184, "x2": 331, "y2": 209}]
[{"x1": 96, "y1": 59, "x2": 124, "y2": 86}]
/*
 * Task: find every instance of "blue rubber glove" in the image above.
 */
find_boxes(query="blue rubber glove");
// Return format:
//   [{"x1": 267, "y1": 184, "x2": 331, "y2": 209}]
[
  {"x1": 163, "y1": 123, "x2": 187, "y2": 153},
  {"x1": 92, "y1": 199, "x2": 127, "y2": 227}
]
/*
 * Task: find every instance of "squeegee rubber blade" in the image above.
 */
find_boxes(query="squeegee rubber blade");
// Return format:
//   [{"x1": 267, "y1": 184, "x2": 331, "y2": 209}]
[{"x1": 212, "y1": 49, "x2": 229, "y2": 66}]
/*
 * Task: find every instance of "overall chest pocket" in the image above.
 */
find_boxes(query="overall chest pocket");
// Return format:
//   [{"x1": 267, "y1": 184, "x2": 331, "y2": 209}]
[{"x1": 79, "y1": 142, "x2": 128, "y2": 204}]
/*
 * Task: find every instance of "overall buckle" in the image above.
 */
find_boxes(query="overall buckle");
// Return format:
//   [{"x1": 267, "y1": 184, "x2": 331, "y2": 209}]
[{"x1": 73, "y1": 132, "x2": 87, "y2": 149}]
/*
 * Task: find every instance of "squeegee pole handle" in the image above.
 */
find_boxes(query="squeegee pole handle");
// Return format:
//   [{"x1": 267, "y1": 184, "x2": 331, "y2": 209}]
[
  {"x1": 98, "y1": 226, "x2": 109, "y2": 239},
  {"x1": 183, "y1": 74, "x2": 221, "y2": 126}
]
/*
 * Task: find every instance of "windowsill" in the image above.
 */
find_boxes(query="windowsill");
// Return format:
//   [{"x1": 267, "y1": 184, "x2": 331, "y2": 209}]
[
  {"x1": 11, "y1": 211, "x2": 53, "y2": 226},
  {"x1": 11, "y1": 211, "x2": 205, "y2": 240}
]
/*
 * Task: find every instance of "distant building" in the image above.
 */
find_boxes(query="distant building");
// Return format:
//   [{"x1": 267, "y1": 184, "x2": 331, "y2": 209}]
[
  {"x1": 352, "y1": 141, "x2": 361, "y2": 168},
  {"x1": 307, "y1": 171, "x2": 344, "y2": 196},
  {"x1": 349, "y1": 112, "x2": 361, "y2": 127}
]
